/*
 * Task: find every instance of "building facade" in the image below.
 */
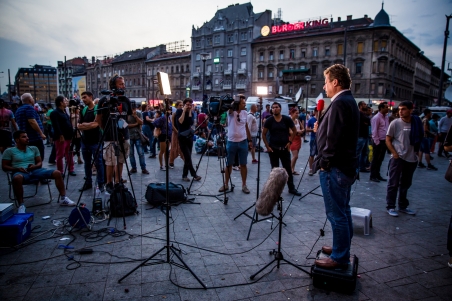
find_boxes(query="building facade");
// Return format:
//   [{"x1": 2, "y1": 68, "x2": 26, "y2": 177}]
[
  {"x1": 145, "y1": 51, "x2": 191, "y2": 100},
  {"x1": 190, "y1": 2, "x2": 271, "y2": 100},
  {"x1": 57, "y1": 57, "x2": 88, "y2": 98},
  {"x1": 85, "y1": 57, "x2": 114, "y2": 98},
  {"x1": 15, "y1": 65, "x2": 57, "y2": 102},
  {"x1": 251, "y1": 4, "x2": 448, "y2": 109}
]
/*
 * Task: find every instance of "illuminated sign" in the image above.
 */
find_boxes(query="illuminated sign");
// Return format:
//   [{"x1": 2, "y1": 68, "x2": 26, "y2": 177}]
[
  {"x1": 261, "y1": 25, "x2": 270, "y2": 36},
  {"x1": 268, "y1": 18, "x2": 329, "y2": 35},
  {"x1": 213, "y1": 57, "x2": 220, "y2": 64}
]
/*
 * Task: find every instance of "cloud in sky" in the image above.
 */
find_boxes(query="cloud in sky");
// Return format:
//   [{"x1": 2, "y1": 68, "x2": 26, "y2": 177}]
[{"x1": 0, "y1": 0, "x2": 451, "y2": 93}]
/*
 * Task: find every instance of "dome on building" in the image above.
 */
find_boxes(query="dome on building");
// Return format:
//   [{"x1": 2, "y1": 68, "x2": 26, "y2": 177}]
[{"x1": 374, "y1": 2, "x2": 391, "y2": 27}]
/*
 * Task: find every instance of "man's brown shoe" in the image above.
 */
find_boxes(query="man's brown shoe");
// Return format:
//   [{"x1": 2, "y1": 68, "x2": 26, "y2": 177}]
[
  {"x1": 321, "y1": 245, "x2": 332, "y2": 255},
  {"x1": 315, "y1": 257, "x2": 348, "y2": 269}
]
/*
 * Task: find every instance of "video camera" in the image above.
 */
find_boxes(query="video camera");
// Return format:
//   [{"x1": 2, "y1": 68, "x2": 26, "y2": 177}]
[
  {"x1": 99, "y1": 89, "x2": 127, "y2": 109},
  {"x1": 202, "y1": 94, "x2": 239, "y2": 121},
  {"x1": 69, "y1": 99, "x2": 82, "y2": 113}
]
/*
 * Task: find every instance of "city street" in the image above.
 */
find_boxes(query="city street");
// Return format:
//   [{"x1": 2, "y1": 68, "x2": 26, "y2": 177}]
[{"x1": 0, "y1": 143, "x2": 451, "y2": 301}]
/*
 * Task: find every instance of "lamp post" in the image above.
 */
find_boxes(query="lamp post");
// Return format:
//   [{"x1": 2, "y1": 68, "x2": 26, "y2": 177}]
[
  {"x1": 8, "y1": 69, "x2": 12, "y2": 102},
  {"x1": 200, "y1": 53, "x2": 209, "y2": 102},
  {"x1": 0, "y1": 71, "x2": 4, "y2": 95},
  {"x1": 305, "y1": 75, "x2": 311, "y2": 113}
]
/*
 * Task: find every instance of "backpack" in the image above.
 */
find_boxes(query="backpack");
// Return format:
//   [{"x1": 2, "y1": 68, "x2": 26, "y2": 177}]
[
  {"x1": 145, "y1": 182, "x2": 187, "y2": 207},
  {"x1": 108, "y1": 186, "x2": 138, "y2": 217}
]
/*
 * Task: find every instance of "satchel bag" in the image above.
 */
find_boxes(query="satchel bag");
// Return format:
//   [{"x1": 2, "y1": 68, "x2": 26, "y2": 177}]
[
  {"x1": 140, "y1": 132, "x2": 149, "y2": 146},
  {"x1": 179, "y1": 128, "x2": 195, "y2": 139},
  {"x1": 445, "y1": 160, "x2": 452, "y2": 183},
  {"x1": 153, "y1": 127, "x2": 161, "y2": 138}
]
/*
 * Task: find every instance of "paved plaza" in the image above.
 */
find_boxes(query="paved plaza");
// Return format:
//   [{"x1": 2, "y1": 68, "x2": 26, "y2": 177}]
[{"x1": 0, "y1": 144, "x2": 451, "y2": 301}]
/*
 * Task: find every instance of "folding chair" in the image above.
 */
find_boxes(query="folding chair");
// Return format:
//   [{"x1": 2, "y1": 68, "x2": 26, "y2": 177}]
[{"x1": 6, "y1": 171, "x2": 53, "y2": 208}]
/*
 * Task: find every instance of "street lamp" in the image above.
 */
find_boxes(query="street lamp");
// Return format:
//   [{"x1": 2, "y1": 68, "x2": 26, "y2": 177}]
[
  {"x1": 0, "y1": 71, "x2": 4, "y2": 95},
  {"x1": 305, "y1": 75, "x2": 312, "y2": 113},
  {"x1": 200, "y1": 52, "x2": 209, "y2": 102}
]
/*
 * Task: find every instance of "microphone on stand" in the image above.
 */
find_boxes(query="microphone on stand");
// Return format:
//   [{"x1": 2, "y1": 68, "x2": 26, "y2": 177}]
[{"x1": 256, "y1": 168, "x2": 288, "y2": 216}]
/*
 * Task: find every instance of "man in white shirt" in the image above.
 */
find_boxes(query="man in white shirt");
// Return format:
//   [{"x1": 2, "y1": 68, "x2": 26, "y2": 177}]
[
  {"x1": 219, "y1": 95, "x2": 253, "y2": 194},
  {"x1": 246, "y1": 104, "x2": 258, "y2": 164}
]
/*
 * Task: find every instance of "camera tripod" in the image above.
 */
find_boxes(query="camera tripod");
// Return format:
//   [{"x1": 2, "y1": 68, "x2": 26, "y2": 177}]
[
  {"x1": 233, "y1": 96, "x2": 281, "y2": 240},
  {"x1": 119, "y1": 96, "x2": 206, "y2": 288},
  {"x1": 186, "y1": 117, "x2": 234, "y2": 205},
  {"x1": 72, "y1": 105, "x2": 137, "y2": 230}
]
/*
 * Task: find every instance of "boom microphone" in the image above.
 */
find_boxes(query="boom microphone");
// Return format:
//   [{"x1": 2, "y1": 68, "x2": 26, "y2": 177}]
[{"x1": 256, "y1": 168, "x2": 288, "y2": 216}]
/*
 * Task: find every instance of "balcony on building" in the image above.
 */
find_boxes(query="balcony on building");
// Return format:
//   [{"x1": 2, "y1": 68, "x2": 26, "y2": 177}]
[
  {"x1": 237, "y1": 69, "x2": 246, "y2": 75},
  {"x1": 205, "y1": 84, "x2": 212, "y2": 90},
  {"x1": 236, "y1": 83, "x2": 247, "y2": 90},
  {"x1": 223, "y1": 84, "x2": 232, "y2": 90},
  {"x1": 192, "y1": 85, "x2": 200, "y2": 91},
  {"x1": 192, "y1": 72, "x2": 200, "y2": 78},
  {"x1": 205, "y1": 71, "x2": 211, "y2": 77},
  {"x1": 282, "y1": 68, "x2": 310, "y2": 83},
  {"x1": 224, "y1": 70, "x2": 232, "y2": 75}
]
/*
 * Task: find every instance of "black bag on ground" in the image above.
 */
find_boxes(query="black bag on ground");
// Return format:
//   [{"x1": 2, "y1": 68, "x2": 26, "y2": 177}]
[
  {"x1": 145, "y1": 182, "x2": 186, "y2": 207},
  {"x1": 108, "y1": 186, "x2": 138, "y2": 217}
]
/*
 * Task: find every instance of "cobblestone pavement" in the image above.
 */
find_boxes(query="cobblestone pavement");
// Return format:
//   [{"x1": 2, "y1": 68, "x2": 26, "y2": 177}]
[{"x1": 1, "y1": 143, "x2": 451, "y2": 301}]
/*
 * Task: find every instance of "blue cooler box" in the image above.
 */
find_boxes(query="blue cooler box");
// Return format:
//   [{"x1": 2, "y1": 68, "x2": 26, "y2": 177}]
[{"x1": 0, "y1": 213, "x2": 34, "y2": 246}]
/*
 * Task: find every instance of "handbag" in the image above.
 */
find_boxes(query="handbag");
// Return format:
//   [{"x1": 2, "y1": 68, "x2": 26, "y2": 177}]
[
  {"x1": 179, "y1": 128, "x2": 195, "y2": 139},
  {"x1": 140, "y1": 132, "x2": 149, "y2": 146},
  {"x1": 445, "y1": 160, "x2": 452, "y2": 183},
  {"x1": 153, "y1": 127, "x2": 161, "y2": 138}
]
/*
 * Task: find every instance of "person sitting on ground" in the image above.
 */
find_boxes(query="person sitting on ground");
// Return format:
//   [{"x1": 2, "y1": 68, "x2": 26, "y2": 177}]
[{"x1": 2, "y1": 130, "x2": 75, "y2": 213}]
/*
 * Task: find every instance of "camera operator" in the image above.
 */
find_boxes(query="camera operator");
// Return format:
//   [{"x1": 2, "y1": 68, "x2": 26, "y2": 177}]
[
  {"x1": 219, "y1": 94, "x2": 252, "y2": 194},
  {"x1": 50, "y1": 96, "x2": 76, "y2": 176},
  {"x1": 77, "y1": 91, "x2": 104, "y2": 191},
  {"x1": 95, "y1": 75, "x2": 132, "y2": 192}
]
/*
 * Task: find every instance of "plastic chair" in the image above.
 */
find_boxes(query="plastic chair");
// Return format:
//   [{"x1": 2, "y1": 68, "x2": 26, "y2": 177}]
[{"x1": 6, "y1": 171, "x2": 53, "y2": 208}]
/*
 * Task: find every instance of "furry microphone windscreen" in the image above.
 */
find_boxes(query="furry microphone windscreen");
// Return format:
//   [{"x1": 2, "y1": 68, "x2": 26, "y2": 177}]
[{"x1": 256, "y1": 167, "x2": 288, "y2": 216}]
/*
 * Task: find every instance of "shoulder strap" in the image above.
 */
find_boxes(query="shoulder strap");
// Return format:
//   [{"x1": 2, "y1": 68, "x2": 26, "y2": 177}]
[{"x1": 82, "y1": 105, "x2": 98, "y2": 117}]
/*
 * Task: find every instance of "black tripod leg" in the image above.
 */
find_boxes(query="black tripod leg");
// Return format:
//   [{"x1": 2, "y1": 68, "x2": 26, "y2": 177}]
[
  {"x1": 233, "y1": 202, "x2": 256, "y2": 220},
  {"x1": 250, "y1": 258, "x2": 277, "y2": 280},
  {"x1": 118, "y1": 245, "x2": 166, "y2": 283},
  {"x1": 169, "y1": 246, "x2": 207, "y2": 288},
  {"x1": 246, "y1": 209, "x2": 258, "y2": 240}
]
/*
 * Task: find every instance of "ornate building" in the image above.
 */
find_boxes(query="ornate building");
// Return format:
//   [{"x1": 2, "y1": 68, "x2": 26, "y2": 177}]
[
  {"x1": 85, "y1": 57, "x2": 114, "y2": 98},
  {"x1": 251, "y1": 4, "x2": 448, "y2": 109},
  {"x1": 57, "y1": 57, "x2": 88, "y2": 98},
  {"x1": 190, "y1": 2, "x2": 271, "y2": 100},
  {"x1": 145, "y1": 51, "x2": 191, "y2": 100},
  {"x1": 15, "y1": 65, "x2": 57, "y2": 102}
]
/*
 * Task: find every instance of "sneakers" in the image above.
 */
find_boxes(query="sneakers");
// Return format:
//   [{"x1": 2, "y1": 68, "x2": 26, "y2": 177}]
[
  {"x1": 308, "y1": 169, "x2": 314, "y2": 176},
  {"x1": 399, "y1": 208, "x2": 416, "y2": 215},
  {"x1": 427, "y1": 164, "x2": 438, "y2": 171},
  {"x1": 193, "y1": 176, "x2": 202, "y2": 181},
  {"x1": 60, "y1": 196, "x2": 76, "y2": 206},
  {"x1": 160, "y1": 166, "x2": 166, "y2": 171},
  {"x1": 142, "y1": 169, "x2": 150, "y2": 174},
  {"x1": 232, "y1": 166, "x2": 240, "y2": 171},
  {"x1": 252, "y1": 159, "x2": 258, "y2": 164},
  {"x1": 387, "y1": 209, "x2": 399, "y2": 217},
  {"x1": 418, "y1": 162, "x2": 426, "y2": 168},
  {"x1": 18, "y1": 204, "x2": 26, "y2": 213},
  {"x1": 169, "y1": 163, "x2": 174, "y2": 169},
  {"x1": 242, "y1": 185, "x2": 250, "y2": 194},
  {"x1": 219, "y1": 185, "x2": 229, "y2": 192},
  {"x1": 69, "y1": 171, "x2": 77, "y2": 176}
]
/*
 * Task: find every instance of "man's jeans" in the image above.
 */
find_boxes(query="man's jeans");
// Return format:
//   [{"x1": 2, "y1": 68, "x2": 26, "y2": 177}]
[
  {"x1": 319, "y1": 167, "x2": 355, "y2": 265},
  {"x1": 142, "y1": 125, "x2": 154, "y2": 154},
  {"x1": 370, "y1": 140, "x2": 387, "y2": 178},
  {"x1": 356, "y1": 137, "x2": 368, "y2": 170},
  {"x1": 385, "y1": 157, "x2": 417, "y2": 210},
  {"x1": 81, "y1": 142, "x2": 104, "y2": 186},
  {"x1": 129, "y1": 139, "x2": 146, "y2": 170}
]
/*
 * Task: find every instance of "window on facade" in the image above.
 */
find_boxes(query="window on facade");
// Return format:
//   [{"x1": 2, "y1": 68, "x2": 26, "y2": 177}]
[
  {"x1": 240, "y1": 62, "x2": 246, "y2": 69},
  {"x1": 215, "y1": 50, "x2": 220, "y2": 58},
  {"x1": 373, "y1": 41, "x2": 379, "y2": 52},
  {"x1": 325, "y1": 47, "x2": 331, "y2": 56},
  {"x1": 338, "y1": 44, "x2": 344, "y2": 55},
  {"x1": 378, "y1": 83, "x2": 384, "y2": 95},
  {"x1": 268, "y1": 69, "x2": 274, "y2": 78},
  {"x1": 171, "y1": 66, "x2": 174, "y2": 73},
  {"x1": 311, "y1": 65, "x2": 317, "y2": 75},
  {"x1": 214, "y1": 35, "x2": 220, "y2": 44},
  {"x1": 371, "y1": 83, "x2": 375, "y2": 94},
  {"x1": 207, "y1": 37, "x2": 212, "y2": 46},
  {"x1": 215, "y1": 79, "x2": 219, "y2": 86},
  {"x1": 241, "y1": 32, "x2": 247, "y2": 40},
  {"x1": 288, "y1": 65, "x2": 294, "y2": 70},
  {"x1": 300, "y1": 65, "x2": 306, "y2": 69},
  {"x1": 220, "y1": 64, "x2": 223, "y2": 71},
  {"x1": 186, "y1": 64, "x2": 190, "y2": 72},
  {"x1": 378, "y1": 61, "x2": 385, "y2": 73},
  {"x1": 196, "y1": 39, "x2": 200, "y2": 47},
  {"x1": 176, "y1": 66, "x2": 180, "y2": 73},
  {"x1": 372, "y1": 61, "x2": 376, "y2": 73},
  {"x1": 227, "y1": 34, "x2": 233, "y2": 43},
  {"x1": 313, "y1": 47, "x2": 318, "y2": 57},
  {"x1": 279, "y1": 50, "x2": 284, "y2": 59},
  {"x1": 269, "y1": 51, "x2": 274, "y2": 60},
  {"x1": 227, "y1": 63, "x2": 232, "y2": 70},
  {"x1": 241, "y1": 48, "x2": 246, "y2": 55},
  {"x1": 381, "y1": 40, "x2": 387, "y2": 51},
  {"x1": 278, "y1": 69, "x2": 283, "y2": 77},
  {"x1": 196, "y1": 66, "x2": 201, "y2": 72},
  {"x1": 311, "y1": 84, "x2": 316, "y2": 94},
  {"x1": 355, "y1": 83, "x2": 361, "y2": 94},
  {"x1": 357, "y1": 42, "x2": 364, "y2": 54},
  {"x1": 259, "y1": 52, "x2": 264, "y2": 61},
  {"x1": 301, "y1": 49, "x2": 306, "y2": 58},
  {"x1": 207, "y1": 65, "x2": 212, "y2": 72},
  {"x1": 356, "y1": 62, "x2": 363, "y2": 74},
  {"x1": 215, "y1": 65, "x2": 219, "y2": 72},
  {"x1": 227, "y1": 49, "x2": 233, "y2": 57},
  {"x1": 258, "y1": 69, "x2": 264, "y2": 79},
  {"x1": 196, "y1": 54, "x2": 200, "y2": 61},
  {"x1": 289, "y1": 49, "x2": 295, "y2": 59},
  {"x1": 268, "y1": 86, "x2": 273, "y2": 93},
  {"x1": 288, "y1": 85, "x2": 293, "y2": 94}
]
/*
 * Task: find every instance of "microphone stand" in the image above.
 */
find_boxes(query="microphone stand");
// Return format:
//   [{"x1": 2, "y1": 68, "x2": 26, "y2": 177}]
[
  {"x1": 234, "y1": 96, "x2": 283, "y2": 240},
  {"x1": 250, "y1": 197, "x2": 311, "y2": 279},
  {"x1": 119, "y1": 97, "x2": 206, "y2": 288}
]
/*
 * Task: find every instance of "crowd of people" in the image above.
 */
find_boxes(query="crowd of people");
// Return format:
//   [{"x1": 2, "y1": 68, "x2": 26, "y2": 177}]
[{"x1": 1, "y1": 65, "x2": 452, "y2": 269}]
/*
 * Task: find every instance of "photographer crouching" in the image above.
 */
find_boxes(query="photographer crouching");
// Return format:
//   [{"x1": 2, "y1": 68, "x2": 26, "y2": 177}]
[
  {"x1": 219, "y1": 94, "x2": 253, "y2": 194},
  {"x1": 95, "y1": 75, "x2": 132, "y2": 193}
]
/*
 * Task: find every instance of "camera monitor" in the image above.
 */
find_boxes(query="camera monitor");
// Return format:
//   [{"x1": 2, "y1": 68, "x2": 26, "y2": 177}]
[{"x1": 157, "y1": 72, "x2": 171, "y2": 96}]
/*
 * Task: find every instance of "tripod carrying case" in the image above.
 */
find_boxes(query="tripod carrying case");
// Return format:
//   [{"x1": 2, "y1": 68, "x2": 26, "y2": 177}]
[
  {"x1": 145, "y1": 182, "x2": 187, "y2": 206},
  {"x1": 311, "y1": 250, "x2": 359, "y2": 294}
]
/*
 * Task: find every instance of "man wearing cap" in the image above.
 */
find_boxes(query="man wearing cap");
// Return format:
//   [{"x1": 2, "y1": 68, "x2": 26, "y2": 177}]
[{"x1": 438, "y1": 109, "x2": 452, "y2": 158}]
